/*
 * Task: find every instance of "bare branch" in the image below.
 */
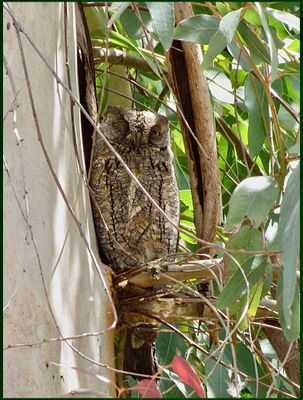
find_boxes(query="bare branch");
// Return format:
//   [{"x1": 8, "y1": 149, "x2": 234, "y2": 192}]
[{"x1": 94, "y1": 48, "x2": 168, "y2": 75}]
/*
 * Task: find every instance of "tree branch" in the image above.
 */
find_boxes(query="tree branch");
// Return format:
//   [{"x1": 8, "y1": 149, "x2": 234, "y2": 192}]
[{"x1": 94, "y1": 48, "x2": 168, "y2": 76}]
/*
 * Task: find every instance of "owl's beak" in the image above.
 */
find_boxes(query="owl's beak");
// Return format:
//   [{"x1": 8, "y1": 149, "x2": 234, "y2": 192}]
[
  {"x1": 135, "y1": 132, "x2": 141, "y2": 149},
  {"x1": 127, "y1": 131, "x2": 141, "y2": 150}
]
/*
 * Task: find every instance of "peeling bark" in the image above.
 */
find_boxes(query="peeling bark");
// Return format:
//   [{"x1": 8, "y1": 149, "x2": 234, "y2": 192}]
[{"x1": 167, "y1": 2, "x2": 221, "y2": 249}]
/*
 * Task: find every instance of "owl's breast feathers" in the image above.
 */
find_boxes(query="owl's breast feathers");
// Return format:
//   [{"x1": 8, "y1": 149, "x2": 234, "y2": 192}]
[{"x1": 90, "y1": 142, "x2": 179, "y2": 272}]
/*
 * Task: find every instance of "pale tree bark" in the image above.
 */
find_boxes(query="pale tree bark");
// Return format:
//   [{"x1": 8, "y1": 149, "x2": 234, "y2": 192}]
[{"x1": 3, "y1": 3, "x2": 116, "y2": 397}]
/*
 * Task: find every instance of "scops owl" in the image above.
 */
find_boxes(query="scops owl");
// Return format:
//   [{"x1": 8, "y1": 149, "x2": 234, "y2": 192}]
[{"x1": 89, "y1": 106, "x2": 179, "y2": 376}]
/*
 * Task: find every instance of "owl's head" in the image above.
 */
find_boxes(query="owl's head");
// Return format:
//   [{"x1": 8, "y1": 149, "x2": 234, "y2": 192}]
[{"x1": 101, "y1": 106, "x2": 170, "y2": 150}]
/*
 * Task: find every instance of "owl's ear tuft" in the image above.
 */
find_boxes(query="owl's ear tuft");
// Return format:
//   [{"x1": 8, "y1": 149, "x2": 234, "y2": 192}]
[
  {"x1": 103, "y1": 106, "x2": 125, "y2": 119},
  {"x1": 102, "y1": 106, "x2": 130, "y2": 134}
]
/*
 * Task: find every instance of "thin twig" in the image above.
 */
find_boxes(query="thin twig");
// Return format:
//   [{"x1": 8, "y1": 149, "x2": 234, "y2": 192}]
[
  {"x1": 3, "y1": 55, "x2": 23, "y2": 144},
  {"x1": 139, "y1": 311, "x2": 296, "y2": 398}
]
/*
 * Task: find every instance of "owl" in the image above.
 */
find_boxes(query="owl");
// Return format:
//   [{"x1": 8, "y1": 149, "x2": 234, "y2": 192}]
[{"x1": 89, "y1": 106, "x2": 179, "y2": 376}]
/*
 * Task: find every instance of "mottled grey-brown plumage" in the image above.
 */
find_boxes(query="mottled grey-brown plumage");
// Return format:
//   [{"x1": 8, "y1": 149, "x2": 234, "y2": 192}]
[
  {"x1": 90, "y1": 106, "x2": 179, "y2": 272},
  {"x1": 89, "y1": 106, "x2": 179, "y2": 376}
]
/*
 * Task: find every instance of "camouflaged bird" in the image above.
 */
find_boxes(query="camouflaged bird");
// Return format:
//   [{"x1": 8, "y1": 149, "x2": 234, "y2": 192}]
[{"x1": 89, "y1": 106, "x2": 179, "y2": 377}]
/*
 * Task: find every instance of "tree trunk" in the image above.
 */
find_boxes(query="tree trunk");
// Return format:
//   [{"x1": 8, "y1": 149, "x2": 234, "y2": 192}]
[{"x1": 3, "y1": 3, "x2": 116, "y2": 397}]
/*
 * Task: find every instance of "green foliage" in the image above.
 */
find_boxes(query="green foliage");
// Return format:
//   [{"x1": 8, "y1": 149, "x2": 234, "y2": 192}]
[
  {"x1": 202, "y1": 9, "x2": 243, "y2": 70},
  {"x1": 275, "y1": 162, "x2": 300, "y2": 333},
  {"x1": 174, "y1": 15, "x2": 219, "y2": 44},
  {"x1": 146, "y1": 2, "x2": 175, "y2": 50},
  {"x1": 244, "y1": 75, "x2": 270, "y2": 157},
  {"x1": 225, "y1": 176, "x2": 279, "y2": 230},
  {"x1": 87, "y1": 1, "x2": 300, "y2": 397}
]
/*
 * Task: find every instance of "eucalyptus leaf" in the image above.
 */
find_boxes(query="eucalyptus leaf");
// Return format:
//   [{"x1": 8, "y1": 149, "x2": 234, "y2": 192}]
[
  {"x1": 157, "y1": 333, "x2": 188, "y2": 397},
  {"x1": 223, "y1": 343, "x2": 268, "y2": 397},
  {"x1": 205, "y1": 350, "x2": 230, "y2": 397},
  {"x1": 277, "y1": 273, "x2": 300, "y2": 341},
  {"x1": 269, "y1": 26, "x2": 284, "y2": 49},
  {"x1": 256, "y1": 3, "x2": 278, "y2": 81},
  {"x1": 223, "y1": 223, "x2": 264, "y2": 280},
  {"x1": 244, "y1": 75, "x2": 270, "y2": 158},
  {"x1": 283, "y1": 61, "x2": 300, "y2": 74},
  {"x1": 204, "y1": 68, "x2": 234, "y2": 104},
  {"x1": 156, "y1": 330, "x2": 187, "y2": 364},
  {"x1": 107, "y1": 2, "x2": 131, "y2": 28},
  {"x1": 108, "y1": 30, "x2": 161, "y2": 77},
  {"x1": 287, "y1": 142, "x2": 300, "y2": 155},
  {"x1": 180, "y1": 231, "x2": 197, "y2": 245},
  {"x1": 219, "y1": 8, "x2": 243, "y2": 43},
  {"x1": 174, "y1": 14, "x2": 219, "y2": 44},
  {"x1": 238, "y1": 21, "x2": 271, "y2": 64},
  {"x1": 201, "y1": 30, "x2": 227, "y2": 71},
  {"x1": 120, "y1": 8, "x2": 152, "y2": 40},
  {"x1": 287, "y1": 38, "x2": 300, "y2": 53},
  {"x1": 284, "y1": 75, "x2": 300, "y2": 103},
  {"x1": 278, "y1": 106, "x2": 299, "y2": 131},
  {"x1": 202, "y1": 9, "x2": 242, "y2": 70},
  {"x1": 277, "y1": 162, "x2": 300, "y2": 326},
  {"x1": 225, "y1": 176, "x2": 279, "y2": 231},
  {"x1": 146, "y1": 2, "x2": 175, "y2": 50},
  {"x1": 228, "y1": 39, "x2": 252, "y2": 72},
  {"x1": 243, "y1": 7, "x2": 262, "y2": 26},
  {"x1": 248, "y1": 279, "x2": 264, "y2": 319},
  {"x1": 261, "y1": 255, "x2": 273, "y2": 297},
  {"x1": 160, "y1": 370, "x2": 188, "y2": 398},
  {"x1": 84, "y1": 6, "x2": 106, "y2": 35},
  {"x1": 266, "y1": 7, "x2": 300, "y2": 32},
  {"x1": 217, "y1": 255, "x2": 268, "y2": 309},
  {"x1": 179, "y1": 189, "x2": 194, "y2": 211}
]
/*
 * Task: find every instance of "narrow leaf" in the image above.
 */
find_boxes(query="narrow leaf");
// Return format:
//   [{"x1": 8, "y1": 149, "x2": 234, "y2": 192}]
[
  {"x1": 244, "y1": 75, "x2": 270, "y2": 157},
  {"x1": 248, "y1": 280, "x2": 264, "y2": 318},
  {"x1": 277, "y1": 162, "x2": 300, "y2": 326},
  {"x1": 156, "y1": 331, "x2": 187, "y2": 366},
  {"x1": 170, "y1": 355, "x2": 205, "y2": 398},
  {"x1": 174, "y1": 14, "x2": 219, "y2": 44},
  {"x1": 217, "y1": 255, "x2": 267, "y2": 309},
  {"x1": 277, "y1": 273, "x2": 300, "y2": 341},
  {"x1": 224, "y1": 224, "x2": 264, "y2": 276},
  {"x1": 132, "y1": 379, "x2": 162, "y2": 398},
  {"x1": 266, "y1": 7, "x2": 300, "y2": 32},
  {"x1": 146, "y1": 2, "x2": 174, "y2": 50},
  {"x1": 225, "y1": 176, "x2": 279, "y2": 230},
  {"x1": 120, "y1": 9, "x2": 152, "y2": 40},
  {"x1": 256, "y1": 3, "x2": 278, "y2": 81},
  {"x1": 205, "y1": 354, "x2": 230, "y2": 397},
  {"x1": 107, "y1": 2, "x2": 131, "y2": 28},
  {"x1": 223, "y1": 343, "x2": 269, "y2": 397},
  {"x1": 179, "y1": 189, "x2": 194, "y2": 211},
  {"x1": 204, "y1": 68, "x2": 235, "y2": 104},
  {"x1": 201, "y1": 30, "x2": 226, "y2": 71},
  {"x1": 238, "y1": 21, "x2": 271, "y2": 64},
  {"x1": 162, "y1": 369, "x2": 194, "y2": 398},
  {"x1": 219, "y1": 8, "x2": 243, "y2": 43},
  {"x1": 202, "y1": 9, "x2": 242, "y2": 71},
  {"x1": 228, "y1": 39, "x2": 252, "y2": 72}
]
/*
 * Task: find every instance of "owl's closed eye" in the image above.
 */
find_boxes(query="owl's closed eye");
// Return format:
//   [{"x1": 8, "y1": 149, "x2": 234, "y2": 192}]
[{"x1": 101, "y1": 106, "x2": 169, "y2": 150}]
